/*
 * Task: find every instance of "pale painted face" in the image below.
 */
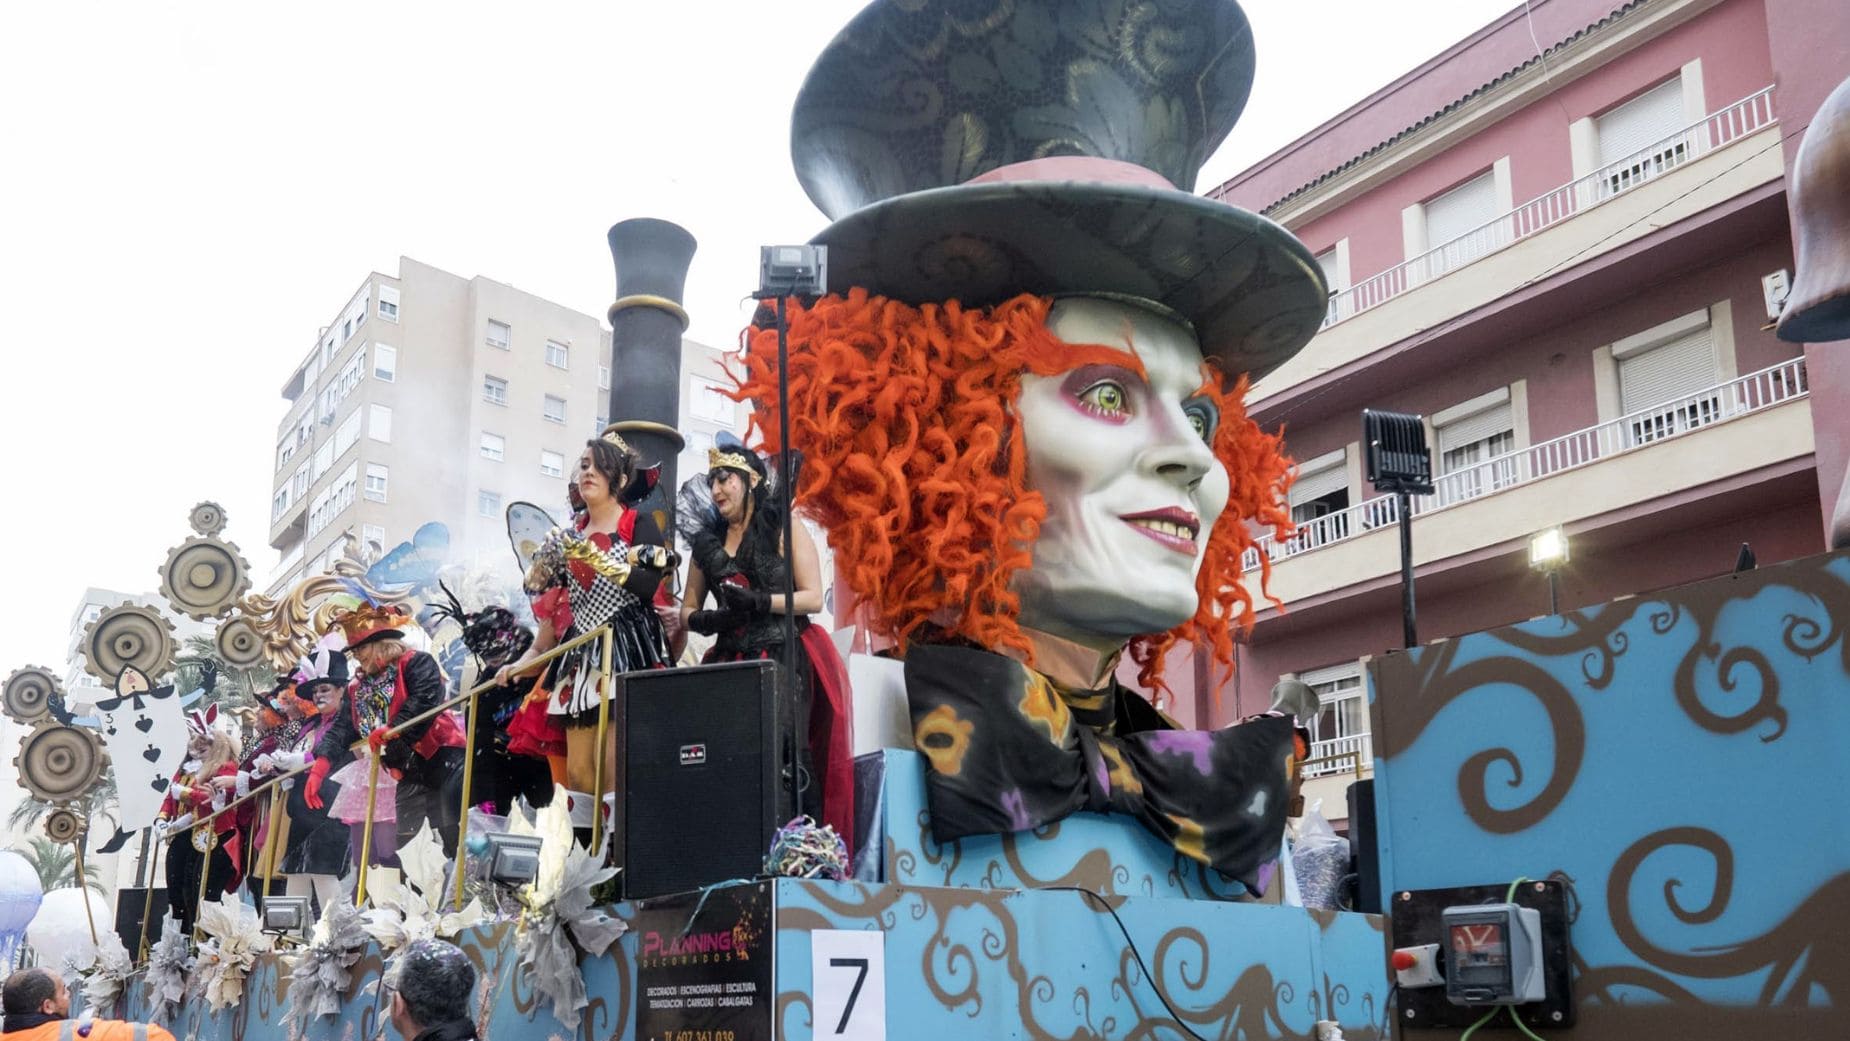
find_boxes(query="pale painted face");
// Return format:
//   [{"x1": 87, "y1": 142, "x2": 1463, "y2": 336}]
[
  {"x1": 577, "y1": 448, "x2": 612, "y2": 507},
  {"x1": 1011, "y1": 298, "x2": 1230, "y2": 646}
]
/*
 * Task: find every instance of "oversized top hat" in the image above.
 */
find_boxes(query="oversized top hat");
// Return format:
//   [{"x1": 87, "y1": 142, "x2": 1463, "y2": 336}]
[
  {"x1": 791, "y1": 0, "x2": 1328, "y2": 378},
  {"x1": 334, "y1": 602, "x2": 413, "y2": 649}
]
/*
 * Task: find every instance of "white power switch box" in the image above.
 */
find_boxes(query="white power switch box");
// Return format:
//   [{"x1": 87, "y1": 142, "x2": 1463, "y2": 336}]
[{"x1": 1391, "y1": 943, "x2": 1444, "y2": 988}]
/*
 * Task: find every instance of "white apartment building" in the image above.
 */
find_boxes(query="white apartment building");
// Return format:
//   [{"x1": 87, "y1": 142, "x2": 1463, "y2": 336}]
[{"x1": 267, "y1": 257, "x2": 750, "y2": 594}]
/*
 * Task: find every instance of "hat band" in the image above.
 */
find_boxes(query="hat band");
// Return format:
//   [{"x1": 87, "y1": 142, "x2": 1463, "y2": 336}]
[{"x1": 965, "y1": 156, "x2": 1176, "y2": 191}]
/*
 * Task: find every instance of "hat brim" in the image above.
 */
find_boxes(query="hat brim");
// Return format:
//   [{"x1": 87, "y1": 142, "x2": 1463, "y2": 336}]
[
  {"x1": 809, "y1": 181, "x2": 1328, "y2": 380},
  {"x1": 348, "y1": 628, "x2": 404, "y2": 648}
]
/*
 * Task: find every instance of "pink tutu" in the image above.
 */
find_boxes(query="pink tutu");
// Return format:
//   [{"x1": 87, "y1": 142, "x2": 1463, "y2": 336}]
[{"x1": 328, "y1": 758, "x2": 397, "y2": 825}]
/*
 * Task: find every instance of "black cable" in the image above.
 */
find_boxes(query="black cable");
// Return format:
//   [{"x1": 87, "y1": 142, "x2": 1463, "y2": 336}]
[
  {"x1": 1380, "y1": 981, "x2": 1400, "y2": 1040},
  {"x1": 1041, "y1": 885, "x2": 1213, "y2": 1041}
]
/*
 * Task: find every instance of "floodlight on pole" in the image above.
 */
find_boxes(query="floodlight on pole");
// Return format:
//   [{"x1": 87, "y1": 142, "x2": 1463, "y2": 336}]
[{"x1": 1528, "y1": 527, "x2": 1570, "y2": 614}]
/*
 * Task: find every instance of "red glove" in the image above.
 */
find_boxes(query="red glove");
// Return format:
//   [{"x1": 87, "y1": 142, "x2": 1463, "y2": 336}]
[
  {"x1": 304, "y1": 757, "x2": 331, "y2": 811},
  {"x1": 366, "y1": 726, "x2": 395, "y2": 752}
]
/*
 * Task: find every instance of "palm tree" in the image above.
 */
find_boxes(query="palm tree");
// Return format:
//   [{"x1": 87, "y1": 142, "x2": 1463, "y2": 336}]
[
  {"x1": 6, "y1": 770, "x2": 117, "y2": 838},
  {"x1": 14, "y1": 837, "x2": 104, "y2": 893},
  {"x1": 172, "y1": 633, "x2": 276, "y2": 712}
]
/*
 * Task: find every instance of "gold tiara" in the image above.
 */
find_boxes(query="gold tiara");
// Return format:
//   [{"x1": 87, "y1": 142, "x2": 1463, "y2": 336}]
[
  {"x1": 600, "y1": 429, "x2": 633, "y2": 454},
  {"x1": 709, "y1": 447, "x2": 758, "y2": 476}
]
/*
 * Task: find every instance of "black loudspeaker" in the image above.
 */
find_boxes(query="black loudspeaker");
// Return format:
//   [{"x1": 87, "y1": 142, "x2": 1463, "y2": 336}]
[
  {"x1": 1346, "y1": 780, "x2": 1382, "y2": 914},
  {"x1": 616, "y1": 660, "x2": 791, "y2": 899},
  {"x1": 115, "y1": 886, "x2": 170, "y2": 956}
]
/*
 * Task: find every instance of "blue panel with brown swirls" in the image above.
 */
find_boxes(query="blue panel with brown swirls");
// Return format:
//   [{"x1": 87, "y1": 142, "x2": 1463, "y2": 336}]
[
  {"x1": 1369, "y1": 548, "x2": 1850, "y2": 1035},
  {"x1": 875, "y1": 748, "x2": 1255, "y2": 901},
  {"x1": 775, "y1": 878, "x2": 1388, "y2": 1040}
]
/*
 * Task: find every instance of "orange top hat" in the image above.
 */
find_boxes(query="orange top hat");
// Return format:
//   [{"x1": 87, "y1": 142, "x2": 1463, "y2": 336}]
[{"x1": 334, "y1": 602, "x2": 414, "y2": 648}]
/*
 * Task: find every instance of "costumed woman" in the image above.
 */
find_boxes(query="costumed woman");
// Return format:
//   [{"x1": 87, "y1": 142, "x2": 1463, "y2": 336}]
[
  {"x1": 732, "y1": 0, "x2": 1324, "y2": 892},
  {"x1": 235, "y1": 679, "x2": 301, "y2": 905},
  {"x1": 431, "y1": 584, "x2": 553, "y2": 814},
  {"x1": 678, "y1": 431, "x2": 852, "y2": 838},
  {"x1": 307, "y1": 604, "x2": 468, "y2": 854},
  {"x1": 495, "y1": 432, "x2": 677, "y2": 843},
  {"x1": 254, "y1": 642, "x2": 353, "y2": 909},
  {"x1": 155, "y1": 705, "x2": 243, "y2": 935}
]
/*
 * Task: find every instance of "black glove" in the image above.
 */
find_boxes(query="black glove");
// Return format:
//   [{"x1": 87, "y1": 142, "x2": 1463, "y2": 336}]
[
  {"x1": 381, "y1": 736, "x2": 415, "y2": 775},
  {"x1": 687, "y1": 609, "x2": 745, "y2": 635},
  {"x1": 690, "y1": 531, "x2": 734, "y2": 581},
  {"x1": 629, "y1": 544, "x2": 679, "y2": 572},
  {"x1": 714, "y1": 582, "x2": 772, "y2": 616}
]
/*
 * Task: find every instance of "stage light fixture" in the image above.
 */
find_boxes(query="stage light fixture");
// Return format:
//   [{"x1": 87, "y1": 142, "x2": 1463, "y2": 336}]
[
  {"x1": 755, "y1": 244, "x2": 828, "y2": 299},
  {"x1": 481, "y1": 833, "x2": 544, "y2": 887},
  {"x1": 1528, "y1": 528, "x2": 1569, "y2": 570},
  {"x1": 262, "y1": 895, "x2": 310, "y2": 936},
  {"x1": 1529, "y1": 528, "x2": 1570, "y2": 615}
]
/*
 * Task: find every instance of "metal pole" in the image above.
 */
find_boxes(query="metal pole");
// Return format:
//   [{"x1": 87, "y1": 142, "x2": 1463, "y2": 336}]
[
  {"x1": 1548, "y1": 571, "x2": 1561, "y2": 616},
  {"x1": 261, "y1": 783, "x2": 287, "y2": 905},
  {"x1": 72, "y1": 833, "x2": 99, "y2": 947},
  {"x1": 1398, "y1": 490, "x2": 1417, "y2": 649},
  {"x1": 356, "y1": 751, "x2": 382, "y2": 905},
  {"x1": 774, "y1": 296, "x2": 801, "y2": 821},
  {"x1": 137, "y1": 835, "x2": 162, "y2": 962},
  {"x1": 191, "y1": 830, "x2": 214, "y2": 943},
  {"x1": 452, "y1": 684, "x2": 480, "y2": 911},
  {"x1": 591, "y1": 627, "x2": 615, "y2": 855}
]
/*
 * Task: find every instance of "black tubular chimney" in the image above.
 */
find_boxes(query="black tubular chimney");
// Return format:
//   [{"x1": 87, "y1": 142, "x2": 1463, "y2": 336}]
[{"x1": 606, "y1": 218, "x2": 697, "y2": 521}]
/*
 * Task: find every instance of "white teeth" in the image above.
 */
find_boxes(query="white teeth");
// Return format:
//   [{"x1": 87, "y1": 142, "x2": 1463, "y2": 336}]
[{"x1": 1130, "y1": 518, "x2": 1196, "y2": 541}]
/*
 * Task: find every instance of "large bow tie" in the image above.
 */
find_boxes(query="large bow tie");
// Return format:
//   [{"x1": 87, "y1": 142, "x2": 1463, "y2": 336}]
[{"x1": 905, "y1": 643, "x2": 1298, "y2": 887}]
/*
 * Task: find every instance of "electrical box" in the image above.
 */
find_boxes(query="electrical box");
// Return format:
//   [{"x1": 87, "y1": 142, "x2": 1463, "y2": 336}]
[{"x1": 1442, "y1": 903, "x2": 1545, "y2": 1005}]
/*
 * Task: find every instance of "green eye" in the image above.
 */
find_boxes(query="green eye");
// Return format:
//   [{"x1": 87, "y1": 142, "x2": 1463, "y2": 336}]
[{"x1": 1079, "y1": 381, "x2": 1129, "y2": 415}]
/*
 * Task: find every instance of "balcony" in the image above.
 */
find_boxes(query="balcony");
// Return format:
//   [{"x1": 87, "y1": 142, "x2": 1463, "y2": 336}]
[
  {"x1": 1320, "y1": 87, "x2": 1776, "y2": 330},
  {"x1": 1247, "y1": 358, "x2": 1810, "y2": 573},
  {"x1": 1302, "y1": 733, "x2": 1374, "y2": 780}
]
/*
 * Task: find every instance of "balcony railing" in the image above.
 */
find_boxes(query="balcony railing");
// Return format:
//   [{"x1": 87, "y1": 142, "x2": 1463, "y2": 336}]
[
  {"x1": 1303, "y1": 733, "x2": 1374, "y2": 779},
  {"x1": 1321, "y1": 87, "x2": 1777, "y2": 329},
  {"x1": 1246, "y1": 357, "x2": 1809, "y2": 570}
]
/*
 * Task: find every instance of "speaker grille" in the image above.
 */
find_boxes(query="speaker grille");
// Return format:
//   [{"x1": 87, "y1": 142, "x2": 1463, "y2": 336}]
[{"x1": 620, "y1": 660, "x2": 787, "y2": 898}]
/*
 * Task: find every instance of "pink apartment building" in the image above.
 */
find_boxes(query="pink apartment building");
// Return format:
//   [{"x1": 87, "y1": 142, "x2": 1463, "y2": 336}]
[{"x1": 1160, "y1": 0, "x2": 1850, "y2": 823}]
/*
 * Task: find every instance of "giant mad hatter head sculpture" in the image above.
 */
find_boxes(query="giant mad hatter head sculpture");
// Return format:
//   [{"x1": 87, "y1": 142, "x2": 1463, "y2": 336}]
[{"x1": 737, "y1": 0, "x2": 1327, "y2": 884}]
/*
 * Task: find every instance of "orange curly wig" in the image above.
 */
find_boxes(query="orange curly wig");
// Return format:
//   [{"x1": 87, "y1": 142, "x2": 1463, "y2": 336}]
[{"x1": 734, "y1": 289, "x2": 1293, "y2": 697}]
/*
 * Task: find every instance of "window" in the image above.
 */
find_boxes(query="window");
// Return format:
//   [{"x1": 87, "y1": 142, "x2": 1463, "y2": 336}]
[
  {"x1": 342, "y1": 319, "x2": 353, "y2": 342},
  {"x1": 333, "y1": 411, "x2": 361, "y2": 458},
  {"x1": 1299, "y1": 662, "x2": 1371, "y2": 778},
  {"x1": 1424, "y1": 171, "x2": 1499, "y2": 273},
  {"x1": 1597, "y1": 79, "x2": 1687, "y2": 194},
  {"x1": 484, "y1": 375, "x2": 508, "y2": 405},
  {"x1": 1287, "y1": 450, "x2": 1350, "y2": 548},
  {"x1": 369, "y1": 404, "x2": 393, "y2": 443},
  {"x1": 1616, "y1": 311, "x2": 1719, "y2": 445},
  {"x1": 271, "y1": 486, "x2": 291, "y2": 521},
  {"x1": 312, "y1": 440, "x2": 335, "y2": 482},
  {"x1": 1434, "y1": 391, "x2": 1517, "y2": 505},
  {"x1": 543, "y1": 394, "x2": 566, "y2": 423},
  {"x1": 689, "y1": 376, "x2": 736, "y2": 425},
  {"x1": 362, "y1": 524, "x2": 387, "y2": 555},
  {"x1": 291, "y1": 464, "x2": 310, "y2": 502},
  {"x1": 595, "y1": 411, "x2": 609, "y2": 433},
  {"x1": 540, "y1": 450, "x2": 565, "y2": 478},
  {"x1": 477, "y1": 490, "x2": 503, "y2": 517},
  {"x1": 598, "y1": 365, "x2": 610, "y2": 390},
  {"x1": 277, "y1": 438, "x2": 296, "y2": 471},
  {"x1": 480, "y1": 432, "x2": 506, "y2": 462},
  {"x1": 486, "y1": 320, "x2": 511, "y2": 350},
  {"x1": 377, "y1": 285, "x2": 400, "y2": 321},
  {"x1": 307, "y1": 462, "x2": 358, "y2": 538},
  {"x1": 545, "y1": 340, "x2": 569, "y2": 369},
  {"x1": 374, "y1": 344, "x2": 397, "y2": 382},
  {"x1": 364, "y1": 463, "x2": 389, "y2": 503}
]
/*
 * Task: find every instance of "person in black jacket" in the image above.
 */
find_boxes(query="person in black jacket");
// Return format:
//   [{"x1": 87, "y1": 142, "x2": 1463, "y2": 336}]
[{"x1": 306, "y1": 604, "x2": 469, "y2": 854}]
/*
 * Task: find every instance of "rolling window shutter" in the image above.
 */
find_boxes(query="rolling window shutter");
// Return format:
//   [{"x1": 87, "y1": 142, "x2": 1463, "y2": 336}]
[{"x1": 1597, "y1": 79, "x2": 1685, "y2": 167}]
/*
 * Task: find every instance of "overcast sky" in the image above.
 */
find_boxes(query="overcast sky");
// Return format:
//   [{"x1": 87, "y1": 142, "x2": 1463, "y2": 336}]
[{"x1": 0, "y1": 0, "x2": 1521, "y2": 667}]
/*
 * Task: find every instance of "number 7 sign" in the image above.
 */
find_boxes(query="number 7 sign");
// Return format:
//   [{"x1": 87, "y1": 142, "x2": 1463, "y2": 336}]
[{"x1": 810, "y1": 930, "x2": 886, "y2": 1041}]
